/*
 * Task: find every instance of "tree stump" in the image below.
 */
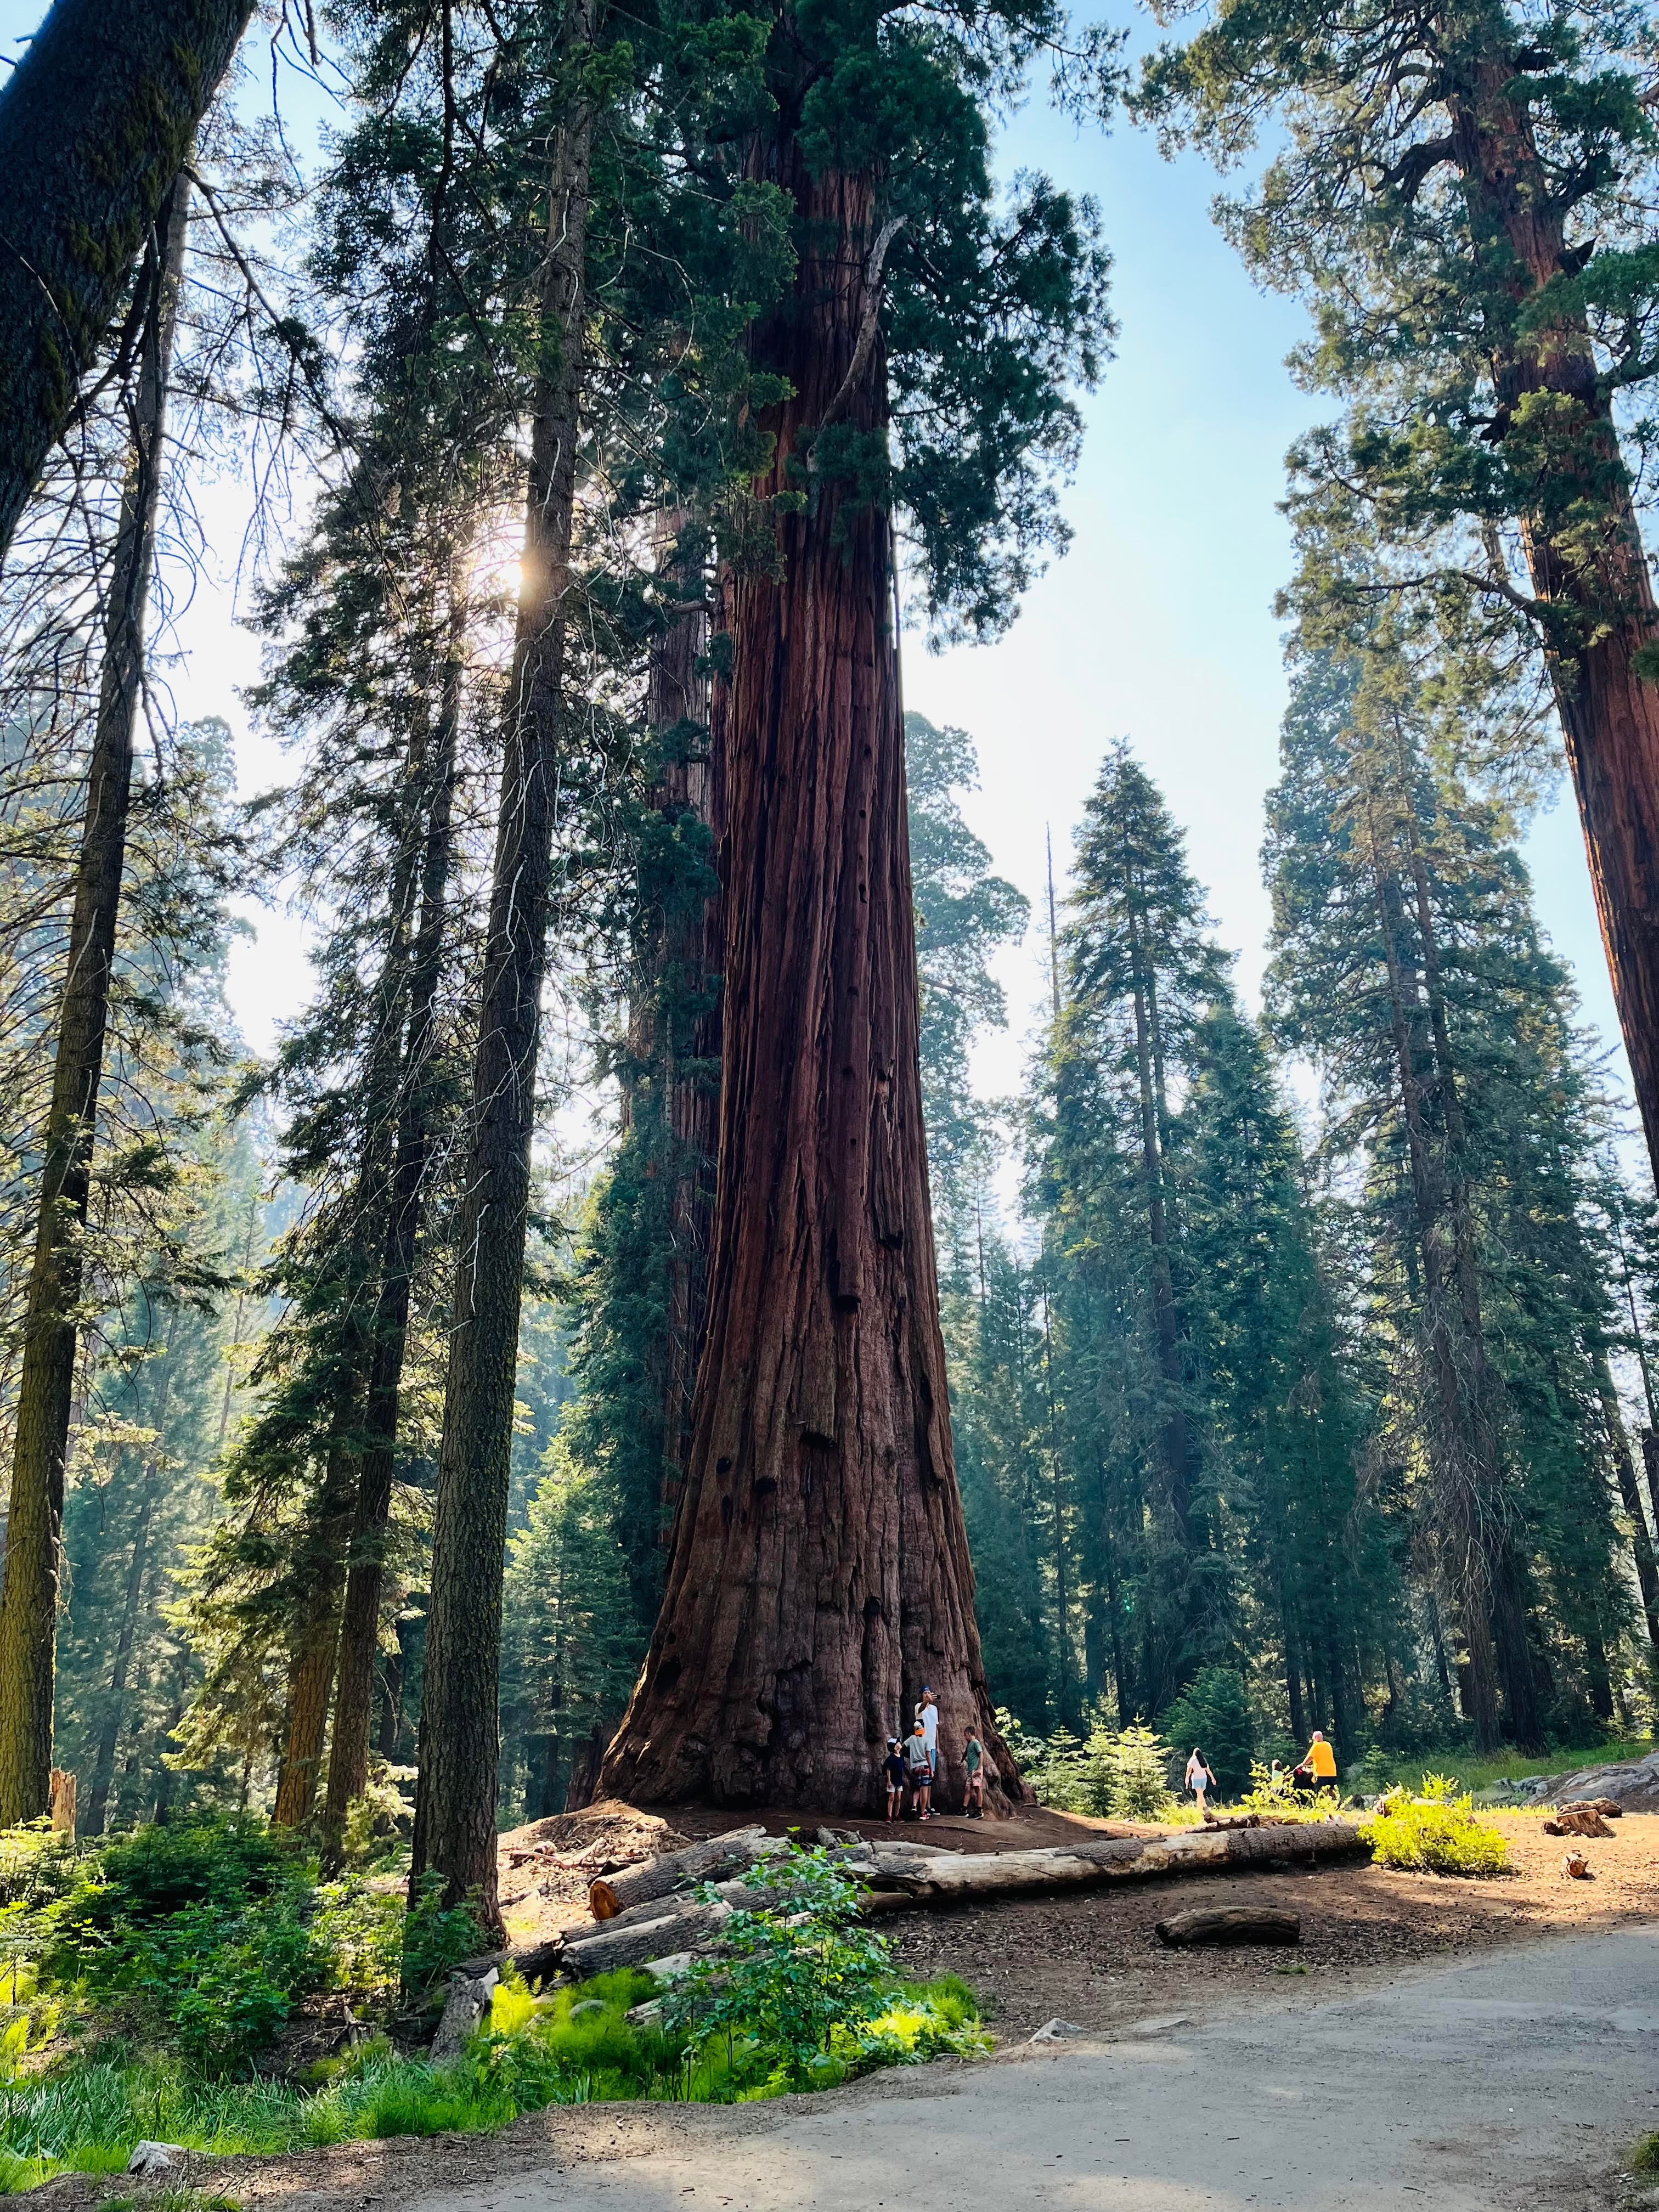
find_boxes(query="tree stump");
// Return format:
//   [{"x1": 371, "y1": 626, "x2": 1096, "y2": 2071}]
[
  {"x1": 1544, "y1": 1809, "x2": 1614, "y2": 1838},
  {"x1": 48, "y1": 1768, "x2": 75, "y2": 1836},
  {"x1": 1154, "y1": 1907, "x2": 1301, "y2": 1948}
]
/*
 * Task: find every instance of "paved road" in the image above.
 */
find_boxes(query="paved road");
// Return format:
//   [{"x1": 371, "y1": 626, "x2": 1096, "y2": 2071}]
[{"x1": 417, "y1": 1928, "x2": 1659, "y2": 2211}]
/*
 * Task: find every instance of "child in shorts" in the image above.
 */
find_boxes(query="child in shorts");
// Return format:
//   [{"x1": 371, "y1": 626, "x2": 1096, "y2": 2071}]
[{"x1": 884, "y1": 1736, "x2": 906, "y2": 1820}]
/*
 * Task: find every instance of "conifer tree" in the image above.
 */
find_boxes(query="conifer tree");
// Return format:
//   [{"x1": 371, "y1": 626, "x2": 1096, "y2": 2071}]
[
  {"x1": 602, "y1": 0, "x2": 1113, "y2": 1815},
  {"x1": 1138, "y1": 0, "x2": 1659, "y2": 1184},
  {"x1": 0, "y1": 0, "x2": 254, "y2": 561},
  {"x1": 1266, "y1": 624, "x2": 1633, "y2": 1746},
  {"x1": 0, "y1": 178, "x2": 194, "y2": 1824},
  {"x1": 1039, "y1": 743, "x2": 1230, "y2": 1717}
]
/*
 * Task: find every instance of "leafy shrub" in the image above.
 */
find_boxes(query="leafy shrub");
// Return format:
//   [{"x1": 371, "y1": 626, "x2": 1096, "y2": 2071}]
[
  {"x1": 0, "y1": 1824, "x2": 76, "y2": 1910},
  {"x1": 661, "y1": 1847, "x2": 895, "y2": 2091},
  {"x1": 1362, "y1": 1785, "x2": 1509, "y2": 1876},
  {"x1": 44, "y1": 1820, "x2": 319, "y2": 2078}
]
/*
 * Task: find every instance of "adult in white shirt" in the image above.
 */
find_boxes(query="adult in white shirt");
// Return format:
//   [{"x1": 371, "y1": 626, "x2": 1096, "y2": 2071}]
[{"x1": 918, "y1": 1688, "x2": 940, "y2": 1779}]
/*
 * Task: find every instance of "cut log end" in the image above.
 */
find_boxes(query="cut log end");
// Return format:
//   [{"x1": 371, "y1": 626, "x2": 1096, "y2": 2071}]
[
  {"x1": 1154, "y1": 1907, "x2": 1301, "y2": 1949},
  {"x1": 589, "y1": 1878, "x2": 622, "y2": 1920}
]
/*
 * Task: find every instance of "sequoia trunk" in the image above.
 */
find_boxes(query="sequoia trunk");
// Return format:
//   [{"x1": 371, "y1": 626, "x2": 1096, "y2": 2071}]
[
  {"x1": 0, "y1": 179, "x2": 189, "y2": 1825},
  {"x1": 600, "y1": 151, "x2": 1013, "y2": 1819},
  {"x1": 411, "y1": 14, "x2": 594, "y2": 1933},
  {"x1": 1451, "y1": 51, "x2": 1659, "y2": 1185}
]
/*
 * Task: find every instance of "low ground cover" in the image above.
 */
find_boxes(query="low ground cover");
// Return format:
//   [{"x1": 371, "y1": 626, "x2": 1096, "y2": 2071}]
[{"x1": 0, "y1": 1829, "x2": 983, "y2": 2193}]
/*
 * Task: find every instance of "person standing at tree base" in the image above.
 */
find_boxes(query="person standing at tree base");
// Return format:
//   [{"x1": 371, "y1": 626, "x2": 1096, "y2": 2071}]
[
  {"x1": 905, "y1": 1720, "x2": 933, "y2": 1819},
  {"x1": 963, "y1": 1729, "x2": 986, "y2": 1818},
  {"x1": 884, "y1": 1737, "x2": 906, "y2": 1822}
]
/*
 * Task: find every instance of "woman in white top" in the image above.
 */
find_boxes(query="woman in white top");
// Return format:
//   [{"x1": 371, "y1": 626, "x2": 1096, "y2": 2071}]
[{"x1": 1184, "y1": 1747, "x2": 1216, "y2": 1818}]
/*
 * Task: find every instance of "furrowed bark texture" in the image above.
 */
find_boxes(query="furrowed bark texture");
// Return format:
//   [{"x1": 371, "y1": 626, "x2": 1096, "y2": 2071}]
[
  {"x1": 649, "y1": 555, "x2": 720, "y2": 1560},
  {"x1": 322, "y1": 571, "x2": 464, "y2": 1863},
  {"x1": 411, "y1": 35, "x2": 593, "y2": 1934},
  {"x1": 1448, "y1": 47, "x2": 1659, "y2": 1187},
  {"x1": 0, "y1": 0, "x2": 251, "y2": 565},
  {"x1": 601, "y1": 154, "x2": 1012, "y2": 1819},
  {"x1": 0, "y1": 182, "x2": 188, "y2": 1826}
]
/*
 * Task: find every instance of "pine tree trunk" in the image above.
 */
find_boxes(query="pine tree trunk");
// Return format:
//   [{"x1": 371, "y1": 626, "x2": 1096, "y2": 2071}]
[
  {"x1": 600, "y1": 148, "x2": 1014, "y2": 1820},
  {"x1": 83, "y1": 1447, "x2": 161, "y2": 1838},
  {"x1": 321, "y1": 569, "x2": 463, "y2": 1866},
  {"x1": 1364, "y1": 821, "x2": 1503, "y2": 1750},
  {"x1": 272, "y1": 1402, "x2": 358, "y2": 1829},
  {"x1": 411, "y1": 20, "x2": 594, "y2": 1932},
  {"x1": 0, "y1": 3, "x2": 249, "y2": 565},
  {"x1": 0, "y1": 180, "x2": 188, "y2": 1826},
  {"x1": 1448, "y1": 54, "x2": 1659, "y2": 1186},
  {"x1": 1390, "y1": 759, "x2": 1542, "y2": 1752}
]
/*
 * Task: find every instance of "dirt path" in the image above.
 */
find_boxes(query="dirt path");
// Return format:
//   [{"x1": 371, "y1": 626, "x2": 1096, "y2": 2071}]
[
  {"x1": 400, "y1": 1924, "x2": 1659, "y2": 2211},
  {"x1": 38, "y1": 1810, "x2": 1652, "y2": 2210}
]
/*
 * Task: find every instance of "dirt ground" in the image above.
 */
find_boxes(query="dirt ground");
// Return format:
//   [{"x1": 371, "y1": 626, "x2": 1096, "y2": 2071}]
[{"x1": 31, "y1": 1804, "x2": 1658, "y2": 2211}]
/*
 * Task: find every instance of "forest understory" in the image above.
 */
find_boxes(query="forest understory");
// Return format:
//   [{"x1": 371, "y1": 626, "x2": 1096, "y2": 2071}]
[{"x1": 15, "y1": 1803, "x2": 1652, "y2": 2212}]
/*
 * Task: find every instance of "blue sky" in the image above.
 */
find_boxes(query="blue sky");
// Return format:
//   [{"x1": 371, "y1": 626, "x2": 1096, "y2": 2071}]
[{"x1": 1, "y1": 5, "x2": 1629, "y2": 1130}]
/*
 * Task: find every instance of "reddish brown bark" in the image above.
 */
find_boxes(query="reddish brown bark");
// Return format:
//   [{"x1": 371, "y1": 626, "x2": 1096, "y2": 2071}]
[
  {"x1": 272, "y1": 1404, "x2": 357, "y2": 1829},
  {"x1": 1449, "y1": 48, "x2": 1659, "y2": 1186},
  {"x1": 600, "y1": 153, "x2": 1013, "y2": 1820}
]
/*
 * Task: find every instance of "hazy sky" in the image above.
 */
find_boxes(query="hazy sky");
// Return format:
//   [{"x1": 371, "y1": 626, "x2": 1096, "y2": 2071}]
[{"x1": 2, "y1": 5, "x2": 1630, "y2": 1135}]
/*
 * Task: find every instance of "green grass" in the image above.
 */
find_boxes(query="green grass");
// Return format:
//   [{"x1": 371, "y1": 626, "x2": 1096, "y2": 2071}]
[
  {"x1": 1631, "y1": 2130, "x2": 1659, "y2": 2175},
  {"x1": 0, "y1": 1968, "x2": 986, "y2": 2193},
  {"x1": 1348, "y1": 1734, "x2": 1650, "y2": 1799}
]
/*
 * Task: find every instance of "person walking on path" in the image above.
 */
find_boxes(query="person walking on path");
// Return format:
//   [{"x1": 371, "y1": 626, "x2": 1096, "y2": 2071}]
[
  {"x1": 904, "y1": 1717, "x2": 933, "y2": 1819},
  {"x1": 963, "y1": 1728, "x2": 986, "y2": 1818},
  {"x1": 1293, "y1": 1729, "x2": 1339, "y2": 1799},
  {"x1": 1184, "y1": 1746, "x2": 1216, "y2": 1818},
  {"x1": 883, "y1": 1736, "x2": 906, "y2": 1822}
]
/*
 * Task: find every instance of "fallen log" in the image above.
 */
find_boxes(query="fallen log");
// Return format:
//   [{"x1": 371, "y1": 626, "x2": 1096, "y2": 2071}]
[
  {"x1": 589, "y1": 1826, "x2": 769, "y2": 1920},
  {"x1": 1199, "y1": 1813, "x2": 1263, "y2": 1831},
  {"x1": 875, "y1": 1820, "x2": 1368, "y2": 1907},
  {"x1": 565, "y1": 1900, "x2": 733, "y2": 1977},
  {"x1": 1557, "y1": 1797, "x2": 1621, "y2": 1819},
  {"x1": 1155, "y1": 1906, "x2": 1300, "y2": 1948}
]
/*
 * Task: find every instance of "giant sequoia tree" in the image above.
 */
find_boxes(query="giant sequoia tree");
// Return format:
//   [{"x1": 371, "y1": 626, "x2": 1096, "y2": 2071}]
[
  {"x1": 1138, "y1": 0, "x2": 1659, "y2": 1186},
  {"x1": 600, "y1": 0, "x2": 1111, "y2": 1815}
]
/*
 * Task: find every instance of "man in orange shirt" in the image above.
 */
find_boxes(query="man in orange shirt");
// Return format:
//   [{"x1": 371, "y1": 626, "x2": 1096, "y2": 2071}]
[{"x1": 1293, "y1": 1729, "x2": 1339, "y2": 1798}]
